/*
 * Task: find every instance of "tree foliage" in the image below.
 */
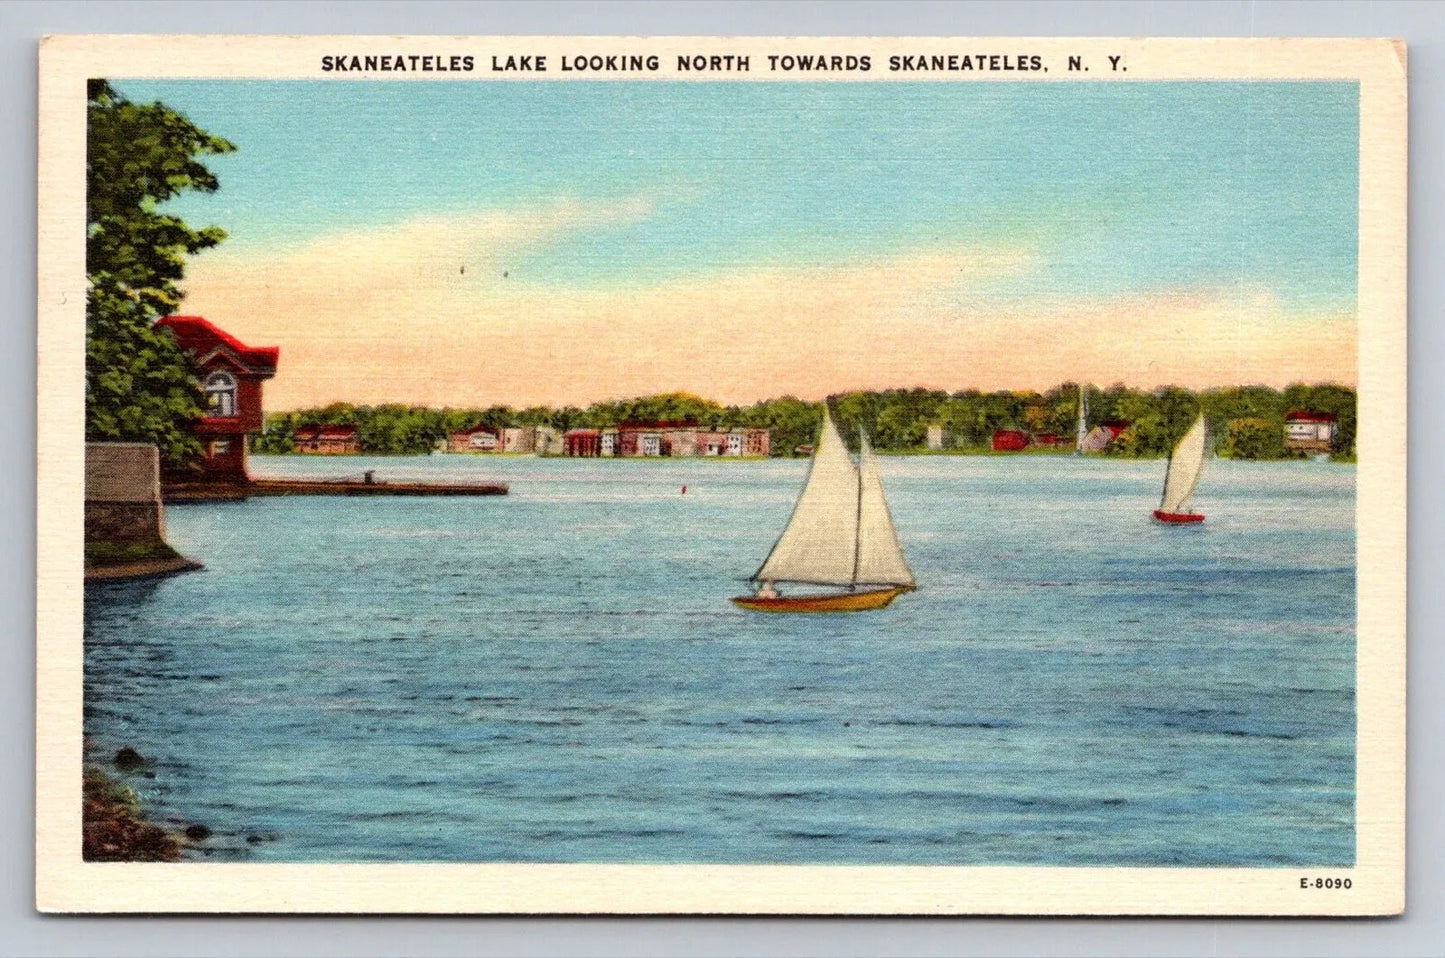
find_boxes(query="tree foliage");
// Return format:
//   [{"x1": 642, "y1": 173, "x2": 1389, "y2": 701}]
[
  {"x1": 85, "y1": 80, "x2": 235, "y2": 466},
  {"x1": 255, "y1": 383, "x2": 1356, "y2": 460},
  {"x1": 1218, "y1": 417, "x2": 1286, "y2": 460}
]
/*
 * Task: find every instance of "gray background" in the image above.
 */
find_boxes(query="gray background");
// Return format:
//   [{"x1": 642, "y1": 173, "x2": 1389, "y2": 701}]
[{"x1": 2, "y1": 2, "x2": 1438, "y2": 955}]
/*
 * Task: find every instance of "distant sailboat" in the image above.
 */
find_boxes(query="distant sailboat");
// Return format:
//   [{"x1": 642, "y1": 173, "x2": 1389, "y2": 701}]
[
  {"x1": 1152, "y1": 414, "x2": 1209, "y2": 524},
  {"x1": 733, "y1": 408, "x2": 915, "y2": 612}
]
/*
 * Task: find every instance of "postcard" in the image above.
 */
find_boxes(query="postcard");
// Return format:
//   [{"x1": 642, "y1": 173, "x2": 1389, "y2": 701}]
[{"x1": 36, "y1": 35, "x2": 1406, "y2": 915}]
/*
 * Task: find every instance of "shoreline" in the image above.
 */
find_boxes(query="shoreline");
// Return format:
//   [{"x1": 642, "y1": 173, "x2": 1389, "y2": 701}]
[
  {"x1": 252, "y1": 450, "x2": 1358, "y2": 464},
  {"x1": 85, "y1": 555, "x2": 203, "y2": 582},
  {"x1": 83, "y1": 754, "x2": 208, "y2": 862},
  {"x1": 85, "y1": 541, "x2": 203, "y2": 583}
]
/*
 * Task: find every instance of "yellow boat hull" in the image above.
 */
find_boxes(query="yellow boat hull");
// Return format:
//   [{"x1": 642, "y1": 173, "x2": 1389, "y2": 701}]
[{"x1": 731, "y1": 586, "x2": 914, "y2": 613}]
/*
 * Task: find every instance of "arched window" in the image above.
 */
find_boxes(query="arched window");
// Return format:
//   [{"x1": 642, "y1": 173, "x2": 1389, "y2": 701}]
[{"x1": 206, "y1": 371, "x2": 237, "y2": 417}]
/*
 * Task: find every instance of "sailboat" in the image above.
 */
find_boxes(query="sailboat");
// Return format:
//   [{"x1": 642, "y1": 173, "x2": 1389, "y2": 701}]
[
  {"x1": 1152, "y1": 414, "x2": 1209, "y2": 524},
  {"x1": 733, "y1": 408, "x2": 916, "y2": 612}
]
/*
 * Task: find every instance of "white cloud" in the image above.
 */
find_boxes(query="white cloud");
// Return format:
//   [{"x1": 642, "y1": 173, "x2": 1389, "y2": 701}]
[{"x1": 177, "y1": 201, "x2": 1353, "y2": 409}]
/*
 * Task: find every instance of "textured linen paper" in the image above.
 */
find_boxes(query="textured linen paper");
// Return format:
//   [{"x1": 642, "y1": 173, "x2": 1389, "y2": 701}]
[{"x1": 37, "y1": 35, "x2": 1406, "y2": 915}]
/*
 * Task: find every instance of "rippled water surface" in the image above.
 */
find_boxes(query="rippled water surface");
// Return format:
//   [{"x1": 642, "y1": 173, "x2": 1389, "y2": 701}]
[{"x1": 84, "y1": 454, "x2": 1355, "y2": 864}]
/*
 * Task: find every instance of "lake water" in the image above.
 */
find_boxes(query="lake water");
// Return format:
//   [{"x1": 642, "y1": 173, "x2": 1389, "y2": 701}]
[{"x1": 83, "y1": 454, "x2": 1355, "y2": 865}]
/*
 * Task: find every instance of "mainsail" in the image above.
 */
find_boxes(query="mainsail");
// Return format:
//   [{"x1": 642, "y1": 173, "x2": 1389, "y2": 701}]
[
  {"x1": 1160, "y1": 415, "x2": 1209, "y2": 514},
  {"x1": 855, "y1": 434, "x2": 916, "y2": 587},
  {"x1": 754, "y1": 409, "x2": 860, "y2": 586},
  {"x1": 754, "y1": 409, "x2": 913, "y2": 588}
]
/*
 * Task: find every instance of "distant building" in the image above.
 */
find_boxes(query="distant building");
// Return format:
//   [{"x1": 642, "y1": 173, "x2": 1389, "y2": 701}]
[
  {"x1": 451, "y1": 424, "x2": 564, "y2": 454},
  {"x1": 294, "y1": 424, "x2": 361, "y2": 454},
  {"x1": 1078, "y1": 418, "x2": 1131, "y2": 453},
  {"x1": 737, "y1": 428, "x2": 770, "y2": 457},
  {"x1": 618, "y1": 420, "x2": 695, "y2": 457},
  {"x1": 1033, "y1": 431, "x2": 1064, "y2": 447},
  {"x1": 926, "y1": 424, "x2": 945, "y2": 450},
  {"x1": 534, "y1": 426, "x2": 564, "y2": 456},
  {"x1": 564, "y1": 428, "x2": 602, "y2": 456},
  {"x1": 697, "y1": 429, "x2": 727, "y2": 456},
  {"x1": 155, "y1": 314, "x2": 278, "y2": 483},
  {"x1": 1285, "y1": 411, "x2": 1338, "y2": 453},
  {"x1": 992, "y1": 429, "x2": 1030, "y2": 452},
  {"x1": 448, "y1": 425, "x2": 499, "y2": 452},
  {"x1": 1100, "y1": 419, "x2": 1130, "y2": 439},
  {"x1": 499, "y1": 426, "x2": 535, "y2": 453},
  {"x1": 564, "y1": 420, "x2": 770, "y2": 457}
]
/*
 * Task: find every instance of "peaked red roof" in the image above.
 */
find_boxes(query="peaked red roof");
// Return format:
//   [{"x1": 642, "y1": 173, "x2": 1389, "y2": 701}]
[
  {"x1": 1285, "y1": 410, "x2": 1338, "y2": 423},
  {"x1": 156, "y1": 315, "x2": 279, "y2": 374}
]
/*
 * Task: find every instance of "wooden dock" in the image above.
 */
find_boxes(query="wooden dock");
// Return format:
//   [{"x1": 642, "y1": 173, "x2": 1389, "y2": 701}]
[{"x1": 165, "y1": 477, "x2": 509, "y2": 502}]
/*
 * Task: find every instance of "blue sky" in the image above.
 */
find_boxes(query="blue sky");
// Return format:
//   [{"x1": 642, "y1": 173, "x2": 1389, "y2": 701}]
[
  {"x1": 119, "y1": 79, "x2": 1358, "y2": 311},
  {"x1": 110, "y1": 79, "x2": 1360, "y2": 406}
]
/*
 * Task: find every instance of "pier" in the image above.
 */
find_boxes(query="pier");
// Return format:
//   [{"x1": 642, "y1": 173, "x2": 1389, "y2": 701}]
[{"x1": 165, "y1": 477, "x2": 509, "y2": 502}]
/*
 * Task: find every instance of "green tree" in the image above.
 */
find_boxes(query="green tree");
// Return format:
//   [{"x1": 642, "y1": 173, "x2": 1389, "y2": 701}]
[
  {"x1": 1043, "y1": 382, "x2": 1084, "y2": 437},
  {"x1": 253, "y1": 412, "x2": 298, "y2": 454},
  {"x1": 254, "y1": 382, "x2": 1355, "y2": 462},
  {"x1": 1220, "y1": 416, "x2": 1287, "y2": 460},
  {"x1": 742, "y1": 396, "x2": 822, "y2": 455},
  {"x1": 1107, "y1": 392, "x2": 1165, "y2": 456},
  {"x1": 86, "y1": 79, "x2": 236, "y2": 466}
]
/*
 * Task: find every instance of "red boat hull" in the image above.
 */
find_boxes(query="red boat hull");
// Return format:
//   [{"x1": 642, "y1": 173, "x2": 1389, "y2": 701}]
[{"x1": 1152, "y1": 509, "x2": 1205, "y2": 524}]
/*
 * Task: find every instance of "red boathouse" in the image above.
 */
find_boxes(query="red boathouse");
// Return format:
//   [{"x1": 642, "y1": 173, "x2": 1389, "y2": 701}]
[
  {"x1": 293, "y1": 424, "x2": 362, "y2": 455},
  {"x1": 155, "y1": 315, "x2": 279, "y2": 483}
]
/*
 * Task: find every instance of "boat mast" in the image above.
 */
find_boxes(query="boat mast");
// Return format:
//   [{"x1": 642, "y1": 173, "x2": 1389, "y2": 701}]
[
  {"x1": 1159, "y1": 449, "x2": 1172, "y2": 510},
  {"x1": 850, "y1": 424, "x2": 864, "y2": 590}
]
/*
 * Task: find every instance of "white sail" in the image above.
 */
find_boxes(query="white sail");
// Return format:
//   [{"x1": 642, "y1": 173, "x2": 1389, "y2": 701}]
[
  {"x1": 855, "y1": 435, "x2": 915, "y2": 587},
  {"x1": 754, "y1": 409, "x2": 860, "y2": 585},
  {"x1": 1160, "y1": 415, "x2": 1209, "y2": 513},
  {"x1": 1075, "y1": 385, "x2": 1090, "y2": 450}
]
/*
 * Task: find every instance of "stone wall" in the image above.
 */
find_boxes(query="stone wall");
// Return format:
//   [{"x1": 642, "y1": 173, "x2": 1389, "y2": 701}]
[
  {"x1": 87, "y1": 443, "x2": 161, "y2": 502},
  {"x1": 85, "y1": 502, "x2": 164, "y2": 545},
  {"x1": 85, "y1": 443, "x2": 165, "y2": 546}
]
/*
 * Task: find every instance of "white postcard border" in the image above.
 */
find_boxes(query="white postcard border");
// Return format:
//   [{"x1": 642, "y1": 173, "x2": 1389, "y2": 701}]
[{"x1": 36, "y1": 34, "x2": 1407, "y2": 915}]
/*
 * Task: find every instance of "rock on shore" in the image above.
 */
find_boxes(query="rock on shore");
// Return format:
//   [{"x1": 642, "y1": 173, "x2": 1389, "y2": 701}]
[{"x1": 82, "y1": 764, "x2": 181, "y2": 862}]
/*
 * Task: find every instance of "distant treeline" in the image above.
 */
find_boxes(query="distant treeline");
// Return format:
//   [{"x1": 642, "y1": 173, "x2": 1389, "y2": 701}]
[{"x1": 254, "y1": 382, "x2": 1356, "y2": 460}]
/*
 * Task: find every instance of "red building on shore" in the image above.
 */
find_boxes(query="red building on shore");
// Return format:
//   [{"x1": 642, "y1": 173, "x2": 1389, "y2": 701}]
[
  {"x1": 156, "y1": 315, "x2": 278, "y2": 483},
  {"x1": 564, "y1": 429, "x2": 602, "y2": 456},
  {"x1": 991, "y1": 429, "x2": 1030, "y2": 451},
  {"x1": 294, "y1": 424, "x2": 362, "y2": 454},
  {"x1": 564, "y1": 420, "x2": 771, "y2": 457}
]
